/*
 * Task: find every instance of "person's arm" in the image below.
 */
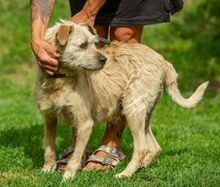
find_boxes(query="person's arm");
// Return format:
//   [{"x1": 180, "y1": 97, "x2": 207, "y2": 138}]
[
  {"x1": 70, "y1": 0, "x2": 106, "y2": 25},
  {"x1": 30, "y1": 0, "x2": 60, "y2": 75}
]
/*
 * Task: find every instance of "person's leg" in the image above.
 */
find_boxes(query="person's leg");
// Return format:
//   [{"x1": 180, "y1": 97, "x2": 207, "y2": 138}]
[
  {"x1": 84, "y1": 26, "x2": 143, "y2": 170},
  {"x1": 110, "y1": 26, "x2": 143, "y2": 43},
  {"x1": 84, "y1": 117, "x2": 126, "y2": 170}
]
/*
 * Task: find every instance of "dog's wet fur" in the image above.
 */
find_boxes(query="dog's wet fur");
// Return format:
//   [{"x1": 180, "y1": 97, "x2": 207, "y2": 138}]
[{"x1": 34, "y1": 20, "x2": 208, "y2": 181}]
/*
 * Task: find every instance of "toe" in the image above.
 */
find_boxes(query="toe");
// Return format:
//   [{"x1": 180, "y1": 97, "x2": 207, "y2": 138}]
[
  {"x1": 58, "y1": 164, "x2": 67, "y2": 172},
  {"x1": 84, "y1": 161, "x2": 107, "y2": 171}
]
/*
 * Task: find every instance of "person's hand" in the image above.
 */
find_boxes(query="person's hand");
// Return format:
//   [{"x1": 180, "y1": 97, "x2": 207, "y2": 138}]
[
  {"x1": 31, "y1": 37, "x2": 60, "y2": 76},
  {"x1": 69, "y1": 9, "x2": 95, "y2": 26},
  {"x1": 69, "y1": 0, "x2": 106, "y2": 26}
]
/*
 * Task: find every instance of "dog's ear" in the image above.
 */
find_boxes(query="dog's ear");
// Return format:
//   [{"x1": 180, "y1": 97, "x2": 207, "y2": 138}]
[{"x1": 56, "y1": 25, "x2": 74, "y2": 46}]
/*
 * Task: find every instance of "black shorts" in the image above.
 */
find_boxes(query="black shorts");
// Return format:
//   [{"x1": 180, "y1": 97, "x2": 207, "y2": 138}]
[{"x1": 69, "y1": 0, "x2": 183, "y2": 27}]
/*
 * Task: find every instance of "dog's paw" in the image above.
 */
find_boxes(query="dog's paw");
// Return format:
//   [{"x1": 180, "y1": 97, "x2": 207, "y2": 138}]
[
  {"x1": 62, "y1": 170, "x2": 76, "y2": 182},
  {"x1": 115, "y1": 172, "x2": 132, "y2": 179},
  {"x1": 42, "y1": 168, "x2": 51, "y2": 173},
  {"x1": 141, "y1": 155, "x2": 153, "y2": 167},
  {"x1": 141, "y1": 152, "x2": 159, "y2": 167},
  {"x1": 42, "y1": 164, "x2": 54, "y2": 173}
]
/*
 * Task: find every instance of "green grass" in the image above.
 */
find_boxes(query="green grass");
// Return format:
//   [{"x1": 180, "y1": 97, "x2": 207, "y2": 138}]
[
  {"x1": 0, "y1": 1, "x2": 220, "y2": 187},
  {"x1": 0, "y1": 64, "x2": 219, "y2": 187}
]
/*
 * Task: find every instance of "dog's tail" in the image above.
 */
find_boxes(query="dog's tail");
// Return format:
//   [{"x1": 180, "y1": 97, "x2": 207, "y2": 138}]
[{"x1": 164, "y1": 61, "x2": 209, "y2": 108}]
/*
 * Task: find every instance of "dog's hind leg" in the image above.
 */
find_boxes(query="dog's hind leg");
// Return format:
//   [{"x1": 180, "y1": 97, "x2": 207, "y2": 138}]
[
  {"x1": 142, "y1": 97, "x2": 161, "y2": 167},
  {"x1": 115, "y1": 112, "x2": 148, "y2": 178},
  {"x1": 63, "y1": 119, "x2": 94, "y2": 181},
  {"x1": 42, "y1": 114, "x2": 57, "y2": 172},
  {"x1": 141, "y1": 117, "x2": 161, "y2": 167}
]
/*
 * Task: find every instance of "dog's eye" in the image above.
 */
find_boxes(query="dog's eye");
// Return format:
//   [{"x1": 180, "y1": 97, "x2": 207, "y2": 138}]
[{"x1": 80, "y1": 42, "x2": 88, "y2": 49}]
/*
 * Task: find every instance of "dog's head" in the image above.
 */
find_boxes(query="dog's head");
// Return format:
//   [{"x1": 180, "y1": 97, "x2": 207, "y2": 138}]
[{"x1": 44, "y1": 20, "x2": 107, "y2": 70}]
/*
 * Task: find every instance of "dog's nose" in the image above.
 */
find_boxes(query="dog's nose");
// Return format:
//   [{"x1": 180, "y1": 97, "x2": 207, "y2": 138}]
[{"x1": 99, "y1": 55, "x2": 107, "y2": 65}]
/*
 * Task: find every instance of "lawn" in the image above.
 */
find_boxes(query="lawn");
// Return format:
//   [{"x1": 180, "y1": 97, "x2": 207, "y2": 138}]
[{"x1": 0, "y1": 1, "x2": 220, "y2": 187}]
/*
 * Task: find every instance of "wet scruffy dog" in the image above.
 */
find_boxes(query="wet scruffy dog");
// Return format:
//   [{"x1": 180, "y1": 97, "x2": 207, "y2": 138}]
[{"x1": 34, "y1": 20, "x2": 208, "y2": 181}]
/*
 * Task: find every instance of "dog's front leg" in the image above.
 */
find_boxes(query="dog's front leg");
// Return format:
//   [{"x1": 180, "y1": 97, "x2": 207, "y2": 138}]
[
  {"x1": 71, "y1": 127, "x2": 76, "y2": 146},
  {"x1": 42, "y1": 115, "x2": 57, "y2": 172},
  {"x1": 63, "y1": 119, "x2": 93, "y2": 181}
]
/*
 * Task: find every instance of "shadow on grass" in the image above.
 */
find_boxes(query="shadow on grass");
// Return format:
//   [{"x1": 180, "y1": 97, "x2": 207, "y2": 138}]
[
  {"x1": 0, "y1": 124, "x2": 72, "y2": 168},
  {"x1": 0, "y1": 123, "x2": 111, "y2": 170},
  {"x1": 164, "y1": 147, "x2": 190, "y2": 156},
  {"x1": 0, "y1": 123, "x2": 133, "y2": 171},
  {"x1": 0, "y1": 125, "x2": 44, "y2": 168}
]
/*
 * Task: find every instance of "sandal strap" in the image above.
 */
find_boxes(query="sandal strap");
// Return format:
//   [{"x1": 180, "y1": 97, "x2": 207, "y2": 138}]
[
  {"x1": 86, "y1": 154, "x2": 120, "y2": 168},
  {"x1": 59, "y1": 145, "x2": 74, "y2": 159},
  {"x1": 94, "y1": 145, "x2": 126, "y2": 160},
  {"x1": 55, "y1": 146, "x2": 92, "y2": 170},
  {"x1": 59, "y1": 145, "x2": 92, "y2": 160}
]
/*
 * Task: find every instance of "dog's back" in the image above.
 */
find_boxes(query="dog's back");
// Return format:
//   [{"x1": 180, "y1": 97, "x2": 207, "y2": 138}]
[{"x1": 83, "y1": 41, "x2": 165, "y2": 121}]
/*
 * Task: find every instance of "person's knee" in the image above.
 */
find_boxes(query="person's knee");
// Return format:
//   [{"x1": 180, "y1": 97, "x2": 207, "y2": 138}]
[{"x1": 111, "y1": 27, "x2": 143, "y2": 43}]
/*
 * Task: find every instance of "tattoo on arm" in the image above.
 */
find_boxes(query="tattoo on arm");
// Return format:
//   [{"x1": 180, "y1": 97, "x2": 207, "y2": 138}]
[{"x1": 31, "y1": 0, "x2": 54, "y2": 24}]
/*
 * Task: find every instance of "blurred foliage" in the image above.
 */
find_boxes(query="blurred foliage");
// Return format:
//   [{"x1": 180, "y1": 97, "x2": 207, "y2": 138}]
[
  {"x1": 142, "y1": 0, "x2": 220, "y2": 92},
  {"x1": 170, "y1": 0, "x2": 220, "y2": 89}
]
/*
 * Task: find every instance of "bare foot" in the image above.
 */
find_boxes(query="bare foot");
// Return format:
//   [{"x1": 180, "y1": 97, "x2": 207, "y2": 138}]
[
  {"x1": 58, "y1": 164, "x2": 67, "y2": 172},
  {"x1": 83, "y1": 150, "x2": 112, "y2": 171},
  {"x1": 57, "y1": 148, "x2": 112, "y2": 172}
]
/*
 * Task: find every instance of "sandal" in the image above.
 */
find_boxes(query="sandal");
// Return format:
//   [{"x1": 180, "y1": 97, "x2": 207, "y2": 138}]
[
  {"x1": 84, "y1": 145, "x2": 126, "y2": 170},
  {"x1": 54, "y1": 145, "x2": 92, "y2": 172}
]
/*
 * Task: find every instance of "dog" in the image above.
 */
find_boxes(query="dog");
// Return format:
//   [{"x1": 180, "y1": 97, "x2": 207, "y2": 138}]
[{"x1": 34, "y1": 20, "x2": 208, "y2": 181}]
